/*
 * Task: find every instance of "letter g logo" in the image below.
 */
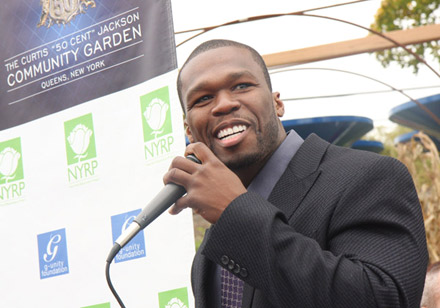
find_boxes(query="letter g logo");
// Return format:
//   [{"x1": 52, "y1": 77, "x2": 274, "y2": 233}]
[
  {"x1": 121, "y1": 215, "x2": 136, "y2": 234},
  {"x1": 44, "y1": 234, "x2": 62, "y2": 262}
]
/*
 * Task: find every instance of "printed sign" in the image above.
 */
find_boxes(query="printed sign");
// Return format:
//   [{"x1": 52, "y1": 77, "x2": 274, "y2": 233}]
[
  {"x1": 140, "y1": 86, "x2": 178, "y2": 164},
  {"x1": 64, "y1": 113, "x2": 98, "y2": 184},
  {"x1": 0, "y1": 1, "x2": 192, "y2": 307},
  {"x1": 158, "y1": 287, "x2": 189, "y2": 308},
  {"x1": 0, "y1": 0, "x2": 177, "y2": 130},
  {"x1": 111, "y1": 209, "x2": 146, "y2": 263},
  {"x1": 0, "y1": 137, "x2": 25, "y2": 204},
  {"x1": 37, "y1": 228, "x2": 70, "y2": 279}
]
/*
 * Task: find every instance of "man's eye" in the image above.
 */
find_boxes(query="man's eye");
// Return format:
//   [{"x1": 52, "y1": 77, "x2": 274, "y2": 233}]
[
  {"x1": 234, "y1": 83, "x2": 252, "y2": 90},
  {"x1": 194, "y1": 95, "x2": 212, "y2": 105}
]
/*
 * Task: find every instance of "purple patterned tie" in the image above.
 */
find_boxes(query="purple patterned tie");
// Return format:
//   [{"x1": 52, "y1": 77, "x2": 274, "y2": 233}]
[{"x1": 221, "y1": 266, "x2": 244, "y2": 308}]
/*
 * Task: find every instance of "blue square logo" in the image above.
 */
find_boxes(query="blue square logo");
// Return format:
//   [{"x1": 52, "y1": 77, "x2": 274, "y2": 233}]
[
  {"x1": 111, "y1": 209, "x2": 146, "y2": 263},
  {"x1": 37, "y1": 228, "x2": 69, "y2": 279}
]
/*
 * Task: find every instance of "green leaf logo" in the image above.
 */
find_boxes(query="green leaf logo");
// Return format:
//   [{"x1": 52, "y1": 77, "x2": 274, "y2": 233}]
[
  {"x1": 64, "y1": 113, "x2": 97, "y2": 165},
  {"x1": 165, "y1": 297, "x2": 188, "y2": 308},
  {"x1": 144, "y1": 97, "x2": 169, "y2": 138},
  {"x1": 0, "y1": 147, "x2": 21, "y2": 183},
  {"x1": 67, "y1": 124, "x2": 93, "y2": 161},
  {"x1": 0, "y1": 138, "x2": 24, "y2": 185},
  {"x1": 158, "y1": 287, "x2": 189, "y2": 308},
  {"x1": 140, "y1": 86, "x2": 172, "y2": 142}
]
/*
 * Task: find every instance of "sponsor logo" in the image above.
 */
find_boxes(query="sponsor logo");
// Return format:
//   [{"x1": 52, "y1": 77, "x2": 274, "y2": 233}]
[
  {"x1": 64, "y1": 113, "x2": 98, "y2": 185},
  {"x1": 81, "y1": 303, "x2": 110, "y2": 308},
  {"x1": 140, "y1": 86, "x2": 177, "y2": 164},
  {"x1": 38, "y1": 0, "x2": 96, "y2": 28},
  {"x1": 111, "y1": 209, "x2": 146, "y2": 263},
  {"x1": 158, "y1": 287, "x2": 189, "y2": 308},
  {"x1": 37, "y1": 228, "x2": 69, "y2": 279},
  {"x1": 0, "y1": 137, "x2": 25, "y2": 204}
]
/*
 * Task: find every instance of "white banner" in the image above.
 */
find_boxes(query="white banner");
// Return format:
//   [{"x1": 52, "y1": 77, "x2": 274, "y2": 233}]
[{"x1": 0, "y1": 1, "x2": 195, "y2": 307}]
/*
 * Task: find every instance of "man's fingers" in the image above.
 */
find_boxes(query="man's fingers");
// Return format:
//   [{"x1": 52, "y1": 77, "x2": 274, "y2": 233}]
[
  {"x1": 164, "y1": 155, "x2": 201, "y2": 186},
  {"x1": 168, "y1": 195, "x2": 188, "y2": 215},
  {"x1": 184, "y1": 142, "x2": 217, "y2": 165},
  {"x1": 168, "y1": 204, "x2": 183, "y2": 215}
]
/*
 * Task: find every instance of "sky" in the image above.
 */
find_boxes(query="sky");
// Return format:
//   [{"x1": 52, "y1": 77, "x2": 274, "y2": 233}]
[{"x1": 170, "y1": 0, "x2": 440, "y2": 130}]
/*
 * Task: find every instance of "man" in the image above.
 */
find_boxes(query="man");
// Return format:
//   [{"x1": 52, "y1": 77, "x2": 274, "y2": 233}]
[
  {"x1": 164, "y1": 39, "x2": 428, "y2": 308},
  {"x1": 421, "y1": 262, "x2": 440, "y2": 308}
]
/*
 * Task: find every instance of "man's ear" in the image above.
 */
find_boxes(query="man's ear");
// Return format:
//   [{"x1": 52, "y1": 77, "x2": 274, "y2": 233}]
[
  {"x1": 184, "y1": 120, "x2": 195, "y2": 143},
  {"x1": 273, "y1": 92, "x2": 285, "y2": 117}
]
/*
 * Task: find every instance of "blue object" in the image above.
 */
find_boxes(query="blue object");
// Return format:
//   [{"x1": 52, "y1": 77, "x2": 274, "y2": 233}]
[
  {"x1": 282, "y1": 116, "x2": 374, "y2": 146},
  {"x1": 394, "y1": 130, "x2": 440, "y2": 151},
  {"x1": 389, "y1": 94, "x2": 440, "y2": 139},
  {"x1": 351, "y1": 140, "x2": 384, "y2": 153}
]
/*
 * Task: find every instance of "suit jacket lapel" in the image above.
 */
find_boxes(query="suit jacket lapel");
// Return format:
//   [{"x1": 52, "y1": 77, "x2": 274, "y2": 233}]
[
  {"x1": 268, "y1": 133, "x2": 329, "y2": 219},
  {"x1": 241, "y1": 134, "x2": 330, "y2": 308}
]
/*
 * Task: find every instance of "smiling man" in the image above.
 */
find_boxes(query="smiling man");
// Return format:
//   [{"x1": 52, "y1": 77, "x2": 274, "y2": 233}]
[{"x1": 164, "y1": 39, "x2": 428, "y2": 308}]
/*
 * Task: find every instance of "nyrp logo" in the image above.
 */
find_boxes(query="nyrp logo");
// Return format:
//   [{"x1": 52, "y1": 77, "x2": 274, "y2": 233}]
[
  {"x1": 37, "y1": 228, "x2": 69, "y2": 279},
  {"x1": 140, "y1": 86, "x2": 177, "y2": 164},
  {"x1": 111, "y1": 209, "x2": 146, "y2": 263},
  {"x1": 38, "y1": 0, "x2": 96, "y2": 28},
  {"x1": 64, "y1": 113, "x2": 98, "y2": 185},
  {"x1": 0, "y1": 137, "x2": 25, "y2": 204},
  {"x1": 158, "y1": 287, "x2": 189, "y2": 308}
]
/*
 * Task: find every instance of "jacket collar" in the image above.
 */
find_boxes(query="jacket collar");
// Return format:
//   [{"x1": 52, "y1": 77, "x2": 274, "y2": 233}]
[{"x1": 268, "y1": 133, "x2": 329, "y2": 222}]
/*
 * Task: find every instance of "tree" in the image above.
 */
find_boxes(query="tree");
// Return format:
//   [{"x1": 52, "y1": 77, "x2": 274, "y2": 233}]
[{"x1": 371, "y1": 0, "x2": 440, "y2": 73}]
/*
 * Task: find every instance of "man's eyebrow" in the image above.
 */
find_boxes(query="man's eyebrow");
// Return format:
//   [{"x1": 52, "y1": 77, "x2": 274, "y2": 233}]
[
  {"x1": 185, "y1": 70, "x2": 257, "y2": 100},
  {"x1": 227, "y1": 70, "x2": 256, "y2": 82}
]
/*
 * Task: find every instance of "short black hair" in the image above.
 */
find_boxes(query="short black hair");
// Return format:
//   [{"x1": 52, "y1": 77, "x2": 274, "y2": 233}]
[{"x1": 177, "y1": 39, "x2": 272, "y2": 113}]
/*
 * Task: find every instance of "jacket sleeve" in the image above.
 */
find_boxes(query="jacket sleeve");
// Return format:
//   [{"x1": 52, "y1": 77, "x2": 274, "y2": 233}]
[{"x1": 200, "y1": 155, "x2": 428, "y2": 308}]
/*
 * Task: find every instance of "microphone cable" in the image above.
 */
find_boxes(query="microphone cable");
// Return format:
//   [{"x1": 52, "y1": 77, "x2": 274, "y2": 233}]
[
  {"x1": 104, "y1": 154, "x2": 200, "y2": 307},
  {"x1": 106, "y1": 260, "x2": 125, "y2": 307}
]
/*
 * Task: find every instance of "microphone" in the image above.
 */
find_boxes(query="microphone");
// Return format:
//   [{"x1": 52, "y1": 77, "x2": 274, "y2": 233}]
[{"x1": 107, "y1": 154, "x2": 201, "y2": 262}]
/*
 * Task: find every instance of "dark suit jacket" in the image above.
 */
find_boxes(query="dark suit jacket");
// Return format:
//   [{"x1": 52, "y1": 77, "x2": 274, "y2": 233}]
[{"x1": 191, "y1": 134, "x2": 428, "y2": 308}]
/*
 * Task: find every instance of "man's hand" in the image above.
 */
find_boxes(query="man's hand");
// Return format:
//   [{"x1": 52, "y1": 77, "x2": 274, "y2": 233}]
[{"x1": 164, "y1": 142, "x2": 247, "y2": 224}]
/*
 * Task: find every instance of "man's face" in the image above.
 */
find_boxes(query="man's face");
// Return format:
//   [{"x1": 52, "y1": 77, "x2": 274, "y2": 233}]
[{"x1": 180, "y1": 46, "x2": 285, "y2": 171}]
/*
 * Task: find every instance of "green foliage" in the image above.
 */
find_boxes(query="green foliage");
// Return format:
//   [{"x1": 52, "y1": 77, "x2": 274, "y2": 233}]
[{"x1": 371, "y1": 0, "x2": 440, "y2": 73}]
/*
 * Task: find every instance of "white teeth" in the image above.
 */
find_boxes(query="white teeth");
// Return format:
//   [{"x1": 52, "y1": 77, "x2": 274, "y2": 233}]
[{"x1": 217, "y1": 125, "x2": 247, "y2": 139}]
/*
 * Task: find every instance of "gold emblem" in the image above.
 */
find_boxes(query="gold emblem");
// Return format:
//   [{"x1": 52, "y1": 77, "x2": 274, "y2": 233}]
[{"x1": 37, "y1": 0, "x2": 96, "y2": 28}]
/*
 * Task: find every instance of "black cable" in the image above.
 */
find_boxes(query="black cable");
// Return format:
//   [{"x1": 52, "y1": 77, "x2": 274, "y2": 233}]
[
  {"x1": 106, "y1": 244, "x2": 126, "y2": 308},
  {"x1": 104, "y1": 154, "x2": 201, "y2": 307}
]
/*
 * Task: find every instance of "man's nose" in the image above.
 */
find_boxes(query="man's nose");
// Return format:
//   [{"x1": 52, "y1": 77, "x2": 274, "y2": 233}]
[{"x1": 211, "y1": 92, "x2": 240, "y2": 116}]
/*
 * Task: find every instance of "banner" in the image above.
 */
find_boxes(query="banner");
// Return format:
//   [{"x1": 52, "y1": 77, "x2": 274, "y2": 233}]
[
  {"x1": 0, "y1": 1, "x2": 195, "y2": 307},
  {"x1": 1, "y1": 0, "x2": 177, "y2": 130}
]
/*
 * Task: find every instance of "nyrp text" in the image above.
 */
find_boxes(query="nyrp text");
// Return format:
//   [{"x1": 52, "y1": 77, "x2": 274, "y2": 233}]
[
  {"x1": 67, "y1": 159, "x2": 98, "y2": 182},
  {"x1": 144, "y1": 135, "x2": 174, "y2": 160},
  {"x1": 0, "y1": 181, "x2": 25, "y2": 201}
]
